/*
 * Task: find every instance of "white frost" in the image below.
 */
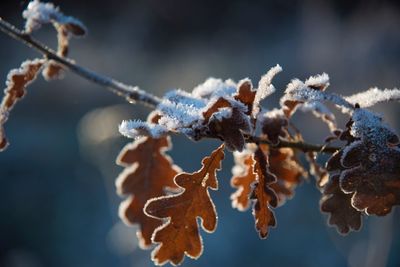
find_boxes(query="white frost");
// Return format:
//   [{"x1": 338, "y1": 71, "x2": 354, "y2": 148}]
[
  {"x1": 252, "y1": 64, "x2": 282, "y2": 117},
  {"x1": 23, "y1": 0, "x2": 86, "y2": 35},
  {"x1": 192, "y1": 78, "x2": 236, "y2": 99},
  {"x1": 305, "y1": 73, "x2": 330, "y2": 90},
  {"x1": 281, "y1": 77, "x2": 353, "y2": 113},
  {"x1": 210, "y1": 107, "x2": 232, "y2": 122},
  {"x1": 119, "y1": 120, "x2": 167, "y2": 139},
  {"x1": 344, "y1": 87, "x2": 400, "y2": 108}
]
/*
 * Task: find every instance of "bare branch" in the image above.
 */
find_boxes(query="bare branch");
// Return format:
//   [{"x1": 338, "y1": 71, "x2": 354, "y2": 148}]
[{"x1": 0, "y1": 17, "x2": 161, "y2": 108}]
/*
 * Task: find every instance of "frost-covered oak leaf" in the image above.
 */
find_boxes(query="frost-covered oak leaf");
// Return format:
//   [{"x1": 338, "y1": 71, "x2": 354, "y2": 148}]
[
  {"x1": 252, "y1": 64, "x2": 282, "y2": 118},
  {"x1": 207, "y1": 105, "x2": 251, "y2": 152},
  {"x1": 251, "y1": 147, "x2": 278, "y2": 238},
  {"x1": 23, "y1": 0, "x2": 86, "y2": 35},
  {"x1": 144, "y1": 144, "x2": 225, "y2": 266},
  {"x1": 260, "y1": 109, "x2": 289, "y2": 145},
  {"x1": 327, "y1": 109, "x2": 400, "y2": 216},
  {"x1": 319, "y1": 121, "x2": 363, "y2": 234},
  {"x1": 0, "y1": 59, "x2": 44, "y2": 151},
  {"x1": 116, "y1": 135, "x2": 181, "y2": 248}
]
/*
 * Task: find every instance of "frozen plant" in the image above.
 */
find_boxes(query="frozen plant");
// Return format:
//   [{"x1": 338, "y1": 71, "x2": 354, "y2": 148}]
[{"x1": 0, "y1": 1, "x2": 400, "y2": 266}]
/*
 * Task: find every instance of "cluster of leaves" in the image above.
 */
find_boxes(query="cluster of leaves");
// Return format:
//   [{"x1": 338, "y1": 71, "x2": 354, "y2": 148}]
[
  {"x1": 116, "y1": 70, "x2": 400, "y2": 265},
  {"x1": 1, "y1": 1, "x2": 400, "y2": 266},
  {"x1": 116, "y1": 71, "x2": 400, "y2": 265}
]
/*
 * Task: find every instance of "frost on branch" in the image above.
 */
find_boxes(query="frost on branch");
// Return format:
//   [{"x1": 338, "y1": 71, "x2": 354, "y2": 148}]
[
  {"x1": 0, "y1": 59, "x2": 44, "y2": 151},
  {"x1": 23, "y1": 0, "x2": 86, "y2": 35},
  {"x1": 119, "y1": 118, "x2": 168, "y2": 139},
  {"x1": 23, "y1": 0, "x2": 87, "y2": 80},
  {"x1": 280, "y1": 73, "x2": 340, "y2": 132},
  {"x1": 344, "y1": 87, "x2": 400, "y2": 108},
  {"x1": 120, "y1": 66, "x2": 281, "y2": 151},
  {"x1": 252, "y1": 64, "x2": 282, "y2": 118},
  {"x1": 144, "y1": 144, "x2": 225, "y2": 266}
]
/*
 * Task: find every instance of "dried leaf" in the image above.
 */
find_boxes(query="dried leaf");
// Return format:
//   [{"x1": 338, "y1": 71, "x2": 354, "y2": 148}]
[
  {"x1": 339, "y1": 141, "x2": 400, "y2": 216},
  {"x1": 326, "y1": 112, "x2": 400, "y2": 216},
  {"x1": 145, "y1": 144, "x2": 225, "y2": 266},
  {"x1": 320, "y1": 175, "x2": 362, "y2": 234},
  {"x1": 116, "y1": 136, "x2": 180, "y2": 249},
  {"x1": 265, "y1": 146, "x2": 305, "y2": 205},
  {"x1": 202, "y1": 97, "x2": 231, "y2": 124},
  {"x1": 0, "y1": 59, "x2": 44, "y2": 151},
  {"x1": 42, "y1": 25, "x2": 69, "y2": 80},
  {"x1": 234, "y1": 79, "x2": 256, "y2": 116},
  {"x1": 251, "y1": 147, "x2": 278, "y2": 238},
  {"x1": 208, "y1": 107, "x2": 251, "y2": 151},
  {"x1": 231, "y1": 153, "x2": 256, "y2": 211},
  {"x1": 23, "y1": 0, "x2": 87, "y2": 36},
  {"x1": 202, "y1": 97, "x2": 251, "y2": 151},
  {"x1": 260, "y1": 109, "x2": 288, "y2": 144}
]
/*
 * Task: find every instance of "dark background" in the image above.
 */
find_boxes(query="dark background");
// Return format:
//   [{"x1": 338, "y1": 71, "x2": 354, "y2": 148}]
[{"x1": 1, "y1": 0, "x2": 400, "y2": 267}]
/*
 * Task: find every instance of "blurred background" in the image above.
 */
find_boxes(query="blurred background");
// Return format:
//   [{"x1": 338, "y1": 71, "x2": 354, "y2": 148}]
[{"x1": 1, "y1": 0, "x2": 400, "y2": 266}]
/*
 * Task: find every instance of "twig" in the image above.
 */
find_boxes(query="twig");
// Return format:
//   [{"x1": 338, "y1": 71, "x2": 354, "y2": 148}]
[
  {"x1": 0, "y1": 17, "x2": 161, "y2": 108},
  {"x1": 0, "y1": 17, "x2": 340, "y2": 154},
  {"x1": 246, "y1": 135, "x2": 339, "y2": 154}
]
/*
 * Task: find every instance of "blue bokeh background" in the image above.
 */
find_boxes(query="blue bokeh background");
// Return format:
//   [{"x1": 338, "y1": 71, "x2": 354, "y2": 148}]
[{"x1": 1, "y1": 1, "x2": 399, "y2": 266}]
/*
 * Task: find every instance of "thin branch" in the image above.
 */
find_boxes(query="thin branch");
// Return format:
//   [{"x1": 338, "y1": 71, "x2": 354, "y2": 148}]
[
  {"x1": 0, "y1": 17, "x2": 340, "y2": 154},
  {"x1": 0, "y1": 17, "x2": 161, "y2": 108},
  {"x1": 246, "y1": 135, "x2": 340, "y2": 154}
]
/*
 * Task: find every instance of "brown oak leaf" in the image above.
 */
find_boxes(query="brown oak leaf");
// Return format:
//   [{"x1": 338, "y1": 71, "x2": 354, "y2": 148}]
[
  {"x1": 320, "y1": 121, "x2": 364, "y2": 233},
  {"x1": 260, "y1": 110, "x2": 289, "y2": 145},
  {"x1": 325, "y1": 115, "x2": 400, "y2": 217},
  {"x1": 264, "y1": 146, "x2": 305, "y2": 205},
  {"x1": 144, "y1": 144, "x2": 225, "y2": 266},
  {"x1": 116, "y1": 136, "x2": 181, "y2": 249},
  {"x1": 233, "y1": 79, "x2": 256, "y2": 116},
  {"x1": 339, "y1": 140, "x2": 400, "y2": 216},
  {"x1": 231, "y1": 153, "x2": 257, "y2": 211},
  {"x1": 320, "y1": 174, "x2": 362, "y2": 234},
  {"x1": 251, "y1": 147, "x2": 278, "y2": 238},
  {"x1": 0, "y1": 58, "x2": 44, "y2": 151},
  {"x1": 203, "y1": 97, "x2": 251, "y2": 151}
]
